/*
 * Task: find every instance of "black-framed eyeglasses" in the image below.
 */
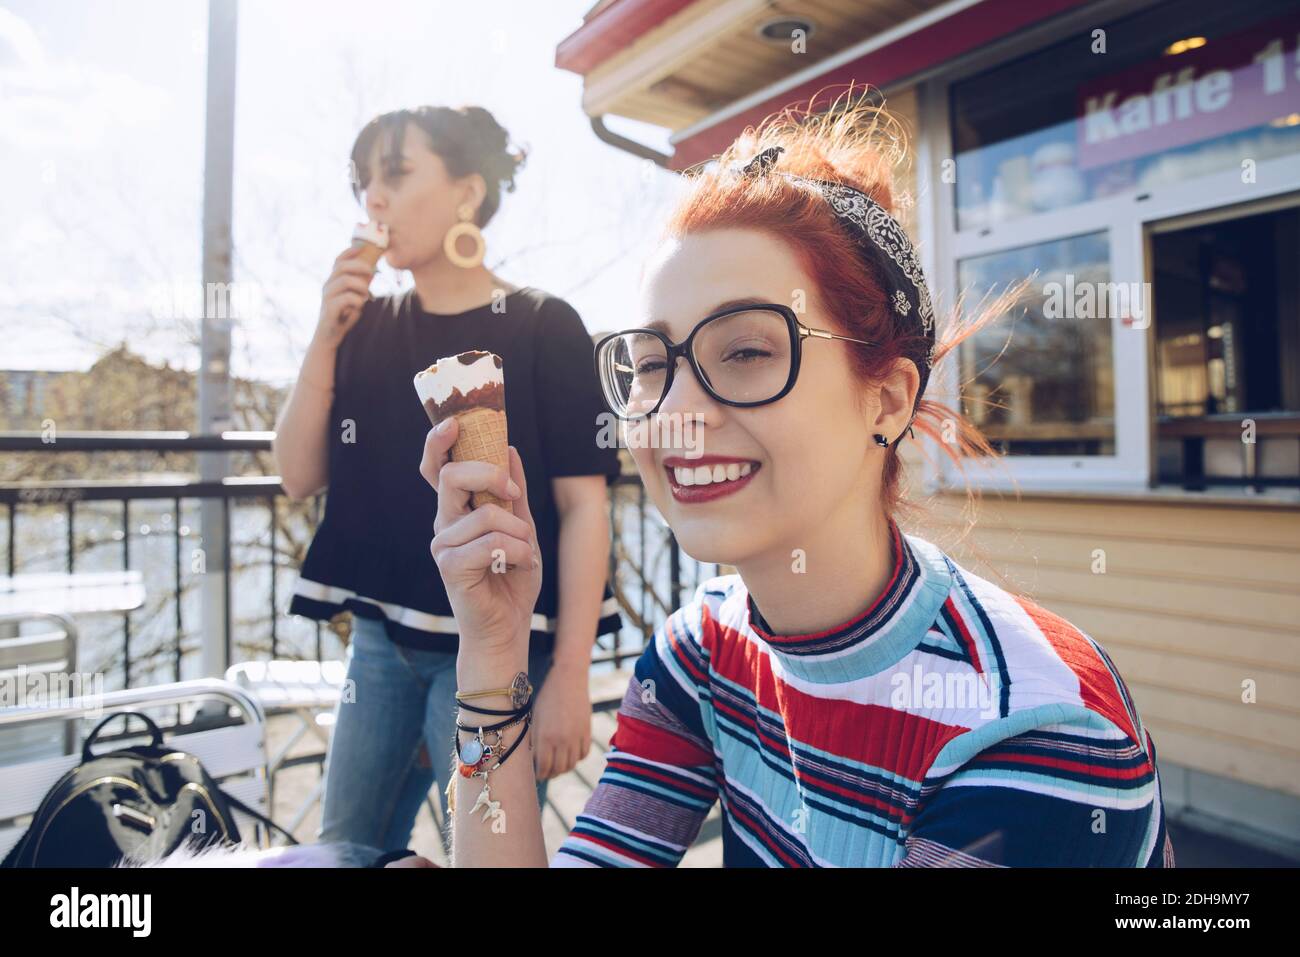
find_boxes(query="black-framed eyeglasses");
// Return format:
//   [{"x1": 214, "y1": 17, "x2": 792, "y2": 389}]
[{"x1": 594, "y1": 303, "x2": 876, "y2": 421}]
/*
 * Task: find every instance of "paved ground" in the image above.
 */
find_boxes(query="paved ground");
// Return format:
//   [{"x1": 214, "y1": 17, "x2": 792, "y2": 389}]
[{"x1": 1164, "y1": 820, "x2": 1296, "y2": 868}]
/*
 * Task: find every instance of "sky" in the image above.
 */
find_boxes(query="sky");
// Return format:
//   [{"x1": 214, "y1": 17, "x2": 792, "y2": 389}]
[{"x1": 0, "y1": 0, "x2": 684, "y2": 385}]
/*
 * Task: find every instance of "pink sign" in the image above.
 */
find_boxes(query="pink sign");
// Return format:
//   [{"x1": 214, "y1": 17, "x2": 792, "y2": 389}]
[{"x1": 1076, "y1": 11, "x2": 1300, "y2": 170}]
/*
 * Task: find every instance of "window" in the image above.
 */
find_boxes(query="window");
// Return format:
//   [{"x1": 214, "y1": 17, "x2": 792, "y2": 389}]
[
  {"x1": 957, "y1": 233, "x2": 1114, "y2": 456},
  {"x1": 1152, "y1": 200, "x2": 1300, "y2": 488},
  {"x1": 931, "y1": 0, "x2": 1300, "y2": 490},
  {"x1": 951, "y1": 0, "x2": 1300, "y2": 233}
]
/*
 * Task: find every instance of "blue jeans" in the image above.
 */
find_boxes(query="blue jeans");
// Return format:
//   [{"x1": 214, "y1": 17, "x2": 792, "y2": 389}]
[{"x1": 317, "y1": 614, "x2": 553, "y2": 850}]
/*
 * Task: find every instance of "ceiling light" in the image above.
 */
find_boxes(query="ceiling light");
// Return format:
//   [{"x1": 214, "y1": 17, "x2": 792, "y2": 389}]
[{"x1": 757, "y1": 17, "x2": 815, "y2": 45}]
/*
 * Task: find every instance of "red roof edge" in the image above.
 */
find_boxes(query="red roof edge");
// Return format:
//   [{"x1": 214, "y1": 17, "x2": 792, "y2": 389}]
[
  {"x1": 556, "y1": 0, "x2": 700, "y2": 75},
  {"x1": 668, "y1": 0, "x2": 1092, "y2": 171}
]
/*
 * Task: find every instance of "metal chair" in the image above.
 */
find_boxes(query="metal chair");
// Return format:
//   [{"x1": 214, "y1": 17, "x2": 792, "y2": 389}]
[
  {"x1": 224, "y1": 659, "x2": 450, "y2": 857},
  {"x1": 224, "y1": 659, "x2": 343, "y2": 836},
  {"x1": 0, "y1": 610, "x2": 80, "y2": 759},
  {"x1": 0, "y1": 679, "x2": 271, "y2": 862}
]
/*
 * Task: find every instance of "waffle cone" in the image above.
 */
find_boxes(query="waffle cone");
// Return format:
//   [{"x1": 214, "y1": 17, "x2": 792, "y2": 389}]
[
  {"x1": 448, "y1": 406, "x2": 512, "y2": 512},
  {"x1": 352, "y1": 239, "x2": 385, "y2": 269}
]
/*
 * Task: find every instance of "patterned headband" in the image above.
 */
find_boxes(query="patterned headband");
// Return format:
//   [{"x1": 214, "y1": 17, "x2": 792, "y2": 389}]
[{"x1": 735, "y1": 145, "x2": 937, "y2": 407}]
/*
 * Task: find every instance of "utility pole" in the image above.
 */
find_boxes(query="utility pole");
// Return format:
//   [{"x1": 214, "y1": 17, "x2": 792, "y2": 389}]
[{"x1": 199, "y1": 0, "x2": 238, "y2": 683}]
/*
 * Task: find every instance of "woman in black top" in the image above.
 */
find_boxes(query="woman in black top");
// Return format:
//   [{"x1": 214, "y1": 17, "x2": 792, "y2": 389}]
[{"x1": 273, "y1": 106, "x2": 621, "y2": 851}]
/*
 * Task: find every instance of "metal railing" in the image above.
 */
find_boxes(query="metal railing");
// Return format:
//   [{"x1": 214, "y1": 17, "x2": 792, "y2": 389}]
[{"x1": 0, "y1": 431, "x2": 709, "y2": 690}]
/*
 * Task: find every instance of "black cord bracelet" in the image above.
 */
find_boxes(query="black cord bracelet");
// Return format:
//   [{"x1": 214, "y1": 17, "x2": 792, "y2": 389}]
[
  {"x1": 451, "y1": 700, "x2": 531, "y2": 767},
  {"x1": 456, "y1": 697, "x2": 530, "y2": 717},
  {"x1": 484, "y1": 712, "x2": 531, "y2": 772},
  {"x1": 455, "y1": 704, "x2": 530, "y2": 736},
  {"x1": 450, "y1": 711, "x2": 532, "y2": 778}
]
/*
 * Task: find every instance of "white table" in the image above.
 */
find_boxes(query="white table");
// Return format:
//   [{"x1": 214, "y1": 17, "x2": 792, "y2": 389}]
[
  {"x1": 0, "y1": 571, "x2": 145, "y2": 618},
  {"x1": 225, "y1": 660, "x2": 348, "y2": 836},
  {"x1": 0, "y1": 571, "x2": 145, "y2": 758}
]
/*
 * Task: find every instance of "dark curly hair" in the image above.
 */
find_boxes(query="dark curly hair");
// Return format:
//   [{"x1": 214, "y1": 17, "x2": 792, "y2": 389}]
[{"x1": 348, "y1": 105, "x2": 528, "y2": 227}]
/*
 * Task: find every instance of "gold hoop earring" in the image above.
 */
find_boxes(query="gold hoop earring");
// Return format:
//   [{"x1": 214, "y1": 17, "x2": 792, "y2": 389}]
[{"x1": 443, "y1": 203, "x2": 485, "y2": 269}]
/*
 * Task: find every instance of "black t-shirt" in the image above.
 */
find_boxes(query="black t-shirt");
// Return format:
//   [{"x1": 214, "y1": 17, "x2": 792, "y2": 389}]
[{"x1": 288, "y1": 284, "x2": 623, "y2": 653}]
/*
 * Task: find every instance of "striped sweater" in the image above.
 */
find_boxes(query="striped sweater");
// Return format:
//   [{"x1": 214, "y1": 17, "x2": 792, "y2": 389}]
[{"x1": 553, "y1": 521, "x2": 1175, "y2": 867}]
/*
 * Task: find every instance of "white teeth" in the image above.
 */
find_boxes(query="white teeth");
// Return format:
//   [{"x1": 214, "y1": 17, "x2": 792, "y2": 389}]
[{"x1": 671, "y1": 462, "x2": 757, "y2": 487}]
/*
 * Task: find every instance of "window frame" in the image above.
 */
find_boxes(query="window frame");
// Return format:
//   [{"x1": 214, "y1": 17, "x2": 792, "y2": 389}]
[{"x1": 913, "y1": 3, "x2": 1300, "y2": 494}]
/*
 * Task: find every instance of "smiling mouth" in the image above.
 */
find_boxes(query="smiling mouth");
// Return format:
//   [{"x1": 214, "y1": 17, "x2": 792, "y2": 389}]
[
  {"x1": 662, "y1": 459, "x2": 761, "y2": 503},
  {"x1": 667, "y1": 461, "x2": 757, "y2": 487}
]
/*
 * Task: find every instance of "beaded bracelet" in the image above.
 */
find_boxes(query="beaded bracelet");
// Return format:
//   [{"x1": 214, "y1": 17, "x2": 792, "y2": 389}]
[
  {"x1": 447, "y1": 710, "x2": 532, "y2": 822},
  {"x1": 452, "y1": 710, "x2": 529, "y2": 774},
  {"x1": 446, "y1": 677, "x2": 534, "y2": 823},
  {"x1": 452, "y1": 703, "x2": 531, "y2": 778}
]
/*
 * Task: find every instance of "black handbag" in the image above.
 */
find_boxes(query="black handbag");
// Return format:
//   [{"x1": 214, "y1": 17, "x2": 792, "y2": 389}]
[{"x1": 2, "y1": 710, "x2": 297, "y2": 867}]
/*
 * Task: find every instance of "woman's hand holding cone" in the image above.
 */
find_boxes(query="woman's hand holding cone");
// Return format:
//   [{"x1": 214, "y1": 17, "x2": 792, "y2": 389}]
[
  {"x1": 314, "y1": 245, "x2": 375, "y2": 349},
  {"x1": 420, "y1": 415, "x2": 541, "y2": 657}
]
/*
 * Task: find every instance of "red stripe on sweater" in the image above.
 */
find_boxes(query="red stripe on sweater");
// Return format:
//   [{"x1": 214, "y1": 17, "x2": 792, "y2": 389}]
[
  {"x1": 722, "y1": 793, "x2": 805, "y2": 866},
  {"x1": 944, "y1": 596, "x2": 985, "y2": 676},
  {"x1": 609, "y1": 711, "x2": 714, "y2": 768},
  {"x1": 708, "y1": 686, "x2": 916, "y2": 820},
  {"x1": 603, "y1": 753, "x2": 717, "y2": 800},
  {"x1": 708, "y1": 623, "x2": 964, "y2": 779},
  {"x1": 970, "y1": 747, "x2": 1152, "y2": 782},
  {"x1": 664, "y1": 607, "x2": 710, "y2": 686},
  {"x1": 1013, "y1": 597, "x2": 1141, "y2": 746},
  {"x1": 567, "y1": 831, "x2": 663, "y2": 867}
]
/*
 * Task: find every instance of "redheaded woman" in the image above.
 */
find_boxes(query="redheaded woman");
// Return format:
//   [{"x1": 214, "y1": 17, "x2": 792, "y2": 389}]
[{"x1": 419, "y1": 97, "x2": 1174, "y2": 868}]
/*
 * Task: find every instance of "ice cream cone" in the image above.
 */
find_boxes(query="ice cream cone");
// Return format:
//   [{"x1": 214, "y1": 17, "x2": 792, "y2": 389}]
[
  {"x1": 447, "y1": 406, "x2": 511, "y2": 510},
  {"x1": 351, "y1": 221, "x2": 389, "y2": 269},
  {"x1": 413, "y1": 351, "x2": 511, "y2": 513}
]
